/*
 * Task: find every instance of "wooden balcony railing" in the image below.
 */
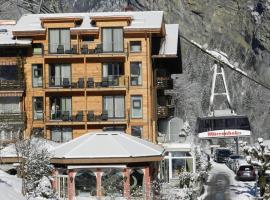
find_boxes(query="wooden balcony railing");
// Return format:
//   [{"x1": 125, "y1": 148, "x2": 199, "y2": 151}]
[
  {"x1": 0, "y1": 80, "x2": 25, "y2": 91},
  {"x1": 45, "y1": 75, "x2": 128, "y2": 90},
  {"x1": 45, "y1": 110, "x2": 127, "y2": 124},
  {"x1": 0, "y1": 112, "x2": 25, "y2": 124},
  {"x1": 157, "y1": 106, "x2": 174, "y2": 119},
  {"x1": 156, "y1": 77, "x2": 173, "y2": 90},
  {"x1": 44, "y1": 42, "x2": 125, "y2": 56}
]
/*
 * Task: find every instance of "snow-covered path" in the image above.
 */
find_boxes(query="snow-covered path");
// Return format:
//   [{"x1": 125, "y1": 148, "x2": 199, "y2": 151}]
[{"x1": 202, "y1": 161, "x2": 256, "y2": 200}]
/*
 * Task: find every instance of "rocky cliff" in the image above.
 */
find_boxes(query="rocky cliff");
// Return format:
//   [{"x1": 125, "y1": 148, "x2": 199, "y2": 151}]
[{"x1": 1, "y1": 0, "x2": 270, "y2": 138}]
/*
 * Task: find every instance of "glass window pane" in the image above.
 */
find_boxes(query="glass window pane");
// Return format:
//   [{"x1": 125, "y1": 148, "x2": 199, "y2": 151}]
[
  {"x1": 0, "y1": 97, "x2": 20, "y2": 113},
  {"x1": 102, "y1": 29, "x2": 112, "y2": 52},
  {"x1": 49, "y1": 29, "x2": 59, "y2": 53},
  {"x1": 62, "y1": 127, "x2": 72, "y2": 142},
  {"x1": 104, "y1": 96, "x2": 114, "y2": 118},
  {"x1": 114, "y1": 96, "x2": 125, "y2": 118},
  {"x1": 32, "y1": 64, "x2": 43, "y2": 87},
  {"x1": 33, "y1": 97, "x2": 43, "y2": 120},
  {"x1": 131, "y1": 96, "x2": 142, "y2": 118},
  {"x1": 130, "y1": 41, "x2": 141, "y2": 52},
  {"x1": 60, "y1": 29, "x2": 70, "y2": 51},
  {"x1": 172, "y1": 159, "x2": 186, "y2": 177},
  {"x1": 101, "y1": 169, "x2": 123, "y2": 197},
  {"x1": 75, "y1": 171, "x2": 96, "y2": 197},
  {"x1": 113, "y1": 28, "x2": 123, "y2": 52},
  {"x1": 131, "y1": 126, "x2": 142, "y2": 138},
  {"x1": 130, "y1": 62, "x2": 142, "y2": 86},
  {"x1": 51, "y1": 128, "x2": 61, "y2": 142}
]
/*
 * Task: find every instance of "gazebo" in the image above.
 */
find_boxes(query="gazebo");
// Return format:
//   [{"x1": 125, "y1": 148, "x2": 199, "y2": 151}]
[{"x1": 50, "y1": 131, "x2": 164, "y2": 200}]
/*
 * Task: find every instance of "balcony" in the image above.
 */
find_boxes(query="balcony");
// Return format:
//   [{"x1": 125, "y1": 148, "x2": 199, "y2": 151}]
[
  {"x1": 157, "y1": 106, "x2": 174, "y2": 119},
  {"x1": 156, "y1": 77, "x2": 173, "y2": 90},
  {"x1": 45, "y1": 75, "x2": 128, "y2": 93},
  {"x1": 44, "y1": 43, "x2": 126, "y2": 58},
  {"x1": 0, "y1": 112, "x2": 25, "y2": 125},
  {"x1": 0, "y1": 80, "x2": 25, "y2": 91},
  {"x1": 45, "y1": 110, "x2": 127, "y2": 126}
]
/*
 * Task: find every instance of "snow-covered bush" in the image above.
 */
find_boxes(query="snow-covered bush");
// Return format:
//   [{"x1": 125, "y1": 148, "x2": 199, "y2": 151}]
[
  {"x1": 29, "y1": 176, "x2": 58, "y2": 200},
  {"x1": 15, "y1": 138, "x2": 57, "y2": 199},
  {"x1": 241, "y1": 138, "x2": 270, "y2": 197}
]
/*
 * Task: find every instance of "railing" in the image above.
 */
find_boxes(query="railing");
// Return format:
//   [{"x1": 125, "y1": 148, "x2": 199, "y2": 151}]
[
  {"x1": 157, "y1": 106, "x2": 174, "y2": 119},
  {"x1": 156, "y1": 77, "x2": 173, "y2": 90},
  {"x1": 0, "y1": 112, "x2": 25, "y2": 123},
  {"x1": 0, "y1": 80, "x2": 25, "y2": 90},
  {"x1": 46, "y1": 75, "x2": 128, "y2": 89},
  {"x1": 46, "y1": 110, "x2": 126, "y2": 123},
  {"x1": 44, "y1": 42, "x2": 125, "y2": 55}
]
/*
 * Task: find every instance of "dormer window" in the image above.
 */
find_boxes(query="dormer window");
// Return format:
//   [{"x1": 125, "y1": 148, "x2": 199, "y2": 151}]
[
  {"x1": 102, "y1": 28, "x2": 123, "y2": 52},
  {"x1": 49, "y1": 28, "x2": 70, "y2": 54}
]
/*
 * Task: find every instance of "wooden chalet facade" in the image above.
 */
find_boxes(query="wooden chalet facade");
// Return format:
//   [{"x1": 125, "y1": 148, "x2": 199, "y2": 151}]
[{"x1": 0, "y1": 11, "x2": 181, "y2": 144}]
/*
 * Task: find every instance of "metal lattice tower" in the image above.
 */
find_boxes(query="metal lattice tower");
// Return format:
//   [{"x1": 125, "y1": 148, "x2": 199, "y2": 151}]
[{"x1": 209, "y1": 63, "x2": 234, "y2": 116}]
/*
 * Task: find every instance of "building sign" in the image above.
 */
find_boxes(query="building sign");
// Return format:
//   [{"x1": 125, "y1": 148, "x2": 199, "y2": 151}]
[{"x1": 198, "y1": 129, "x2": 251, "y2": 138}]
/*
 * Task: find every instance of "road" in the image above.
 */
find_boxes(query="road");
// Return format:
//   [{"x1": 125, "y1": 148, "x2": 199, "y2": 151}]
[{"x1": 202, "y1": 161, "x2": 256, "y2": 200}]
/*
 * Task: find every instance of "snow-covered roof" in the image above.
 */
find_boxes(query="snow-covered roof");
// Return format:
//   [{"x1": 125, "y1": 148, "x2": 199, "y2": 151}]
[
  {"x1": 0, "y1": 138, "x2": 60, "y2": 158},
  {"x1": 14, "y1": 11, "x2": 164, "y2": 33},
  {"x1": 51, "y1": 131, "x2": 164, "y2": 160},
  {"x1": 0, "y1": 24, "x2": 31, "y2": 46},
  {"x1": 158, "y1": 24, "x2": 179, "y2": 56}
]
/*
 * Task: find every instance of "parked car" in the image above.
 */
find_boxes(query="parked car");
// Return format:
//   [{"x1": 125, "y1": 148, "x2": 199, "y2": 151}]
[
  {"x1": 214, "y1": 148, "x2": 231, "y2": 163},
  {"x1": 236, "y1": 164, "x2": 256, "y2": 181},
  {"x1": 226, "y1": 155, "x2": 244, "y2": 170},
  {"x1": 234, "y1": 158, "x2": 246, "y2": 173}
]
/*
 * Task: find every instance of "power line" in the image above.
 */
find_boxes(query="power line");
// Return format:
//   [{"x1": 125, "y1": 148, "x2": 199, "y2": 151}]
[{"x1": 180, "y1": 34, "x2": 270, "y2": 91}]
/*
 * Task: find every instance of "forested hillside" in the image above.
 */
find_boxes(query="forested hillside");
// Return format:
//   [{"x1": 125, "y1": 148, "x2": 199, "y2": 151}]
[{"x1": 1, "y1": 0, "x2": 270, "y2": 139}]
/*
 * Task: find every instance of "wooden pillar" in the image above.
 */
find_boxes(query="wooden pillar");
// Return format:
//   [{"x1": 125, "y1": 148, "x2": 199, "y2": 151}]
[
  {"x1": 51, "y1": 168, "x2": 58, "y2": 191},
  {"x1": 144, "y1": 166, "x2": 151, "y2": 200},
  {"x1": 68, "y1": 170, "x2": 75, "y2": 200},
  {"x1": 124, "y1": 168, "x2": 130, "y2": 199},
  {"x1": 96, "y1": 168, "x2": 102, "y2": 197}
]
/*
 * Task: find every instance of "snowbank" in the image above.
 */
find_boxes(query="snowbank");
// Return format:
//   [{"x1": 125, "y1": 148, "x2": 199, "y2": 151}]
[{"x1": 0, "y1": 170, "x2": 25, "y2": 200}]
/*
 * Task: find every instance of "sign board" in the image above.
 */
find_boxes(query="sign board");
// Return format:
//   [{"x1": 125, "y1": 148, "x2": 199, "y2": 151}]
[{"x1": 198, "y1": 129, "x2": 251, "y2": 139}]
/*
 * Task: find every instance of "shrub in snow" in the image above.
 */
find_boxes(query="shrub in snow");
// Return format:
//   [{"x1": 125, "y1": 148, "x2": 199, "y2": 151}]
[
  {"x1": 28, "y1": 176, "x2": 58, "y2": 200},
  {"x1": 242, "y1": 138, "x2": 270, "y2": 197},
  {"x1": 15, "y1": 138, "x2": 57, "y2": 199}
]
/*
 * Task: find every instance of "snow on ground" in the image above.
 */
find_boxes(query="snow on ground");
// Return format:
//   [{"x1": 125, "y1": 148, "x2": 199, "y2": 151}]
[
  {"x1": 200, "y1": 160, "x2": 256, "y2": 200},
  {"x1": 0, "y1": 170, "x2": 25, "y2": 200}
]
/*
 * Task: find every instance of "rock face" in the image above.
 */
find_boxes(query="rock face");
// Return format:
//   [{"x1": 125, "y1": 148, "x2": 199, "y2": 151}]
[{"x1": 1, "y1": 0, "x2": 270, "y2": 138}]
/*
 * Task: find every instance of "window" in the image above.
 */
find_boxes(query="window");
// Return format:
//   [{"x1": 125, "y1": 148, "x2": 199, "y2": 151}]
[
  {"x1": 102, "y1": 28, "x2": 123, "y2": 52},
  {"x1": 131, "y1": 96, "x2": 142, "y2": 119},
  {"x1": 32, "y1": 43, "x2": 43, "y2": 55},
  {"x1": 49, "y1": 29, "x2": 70, "y2": 53},
  {"x1": 49, "y1": 64, "x2": 71, "y2": 87},
  {"x1": 130, "y1": 62, "x2": 142, "y2": 86},
  {"x1": 131, "y1": 126, "x2": 142, "y2": 138},
  {"x1": 162, "y1": 151, "x2": 194, "y2": 181},
  {"x1": 130, "y1": 41, "x2": 141, "y2": 52},
  {"x1": 32, "y1": 64, "x2": 43, "y2": 87},
  {"x1": 82, "y1": 35, "x2": 94, "y2": 43},
  {"x1": 103, "y1": 96, "x2": 125, "y2": 119},
  {"x1": 0, "y1": 66, "x2": 18, "y2": 80},
  {"x1": 50, "y1": 97, "x2": 71, "y2": 120},
  {"x1": 0, "y1": 97, "x2": 20, "y2": 113},
  {"x1": 75, "y1": 171, "x2": 96, "y2": 197},
  {"x1": 33, "y1": 97, "x2": 43, "y2": 120},
  {"x1": 101, "y1": 169, "x2": 123, "y2": 197},
  {"x1": 51, "y1": 127, "x2": 72, "y2": 143},
  {"x1": 31, "y1": 128, "x2": 44, "y2": 137},
  {"x1": 102, "y1": 63, "x2": 124, "y2": 86}
]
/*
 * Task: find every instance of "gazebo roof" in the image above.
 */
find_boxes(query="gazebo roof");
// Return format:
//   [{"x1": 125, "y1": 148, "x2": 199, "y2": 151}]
[{"x1": 50, "y1": 131, "x2": 164, "y2": 164}]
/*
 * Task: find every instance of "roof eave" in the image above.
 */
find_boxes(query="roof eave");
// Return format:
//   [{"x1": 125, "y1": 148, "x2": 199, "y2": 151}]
[{"x1": 51, "y1": 155, "x2": 163, "y2": 164}]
